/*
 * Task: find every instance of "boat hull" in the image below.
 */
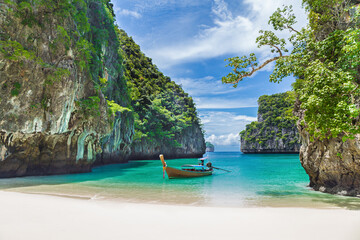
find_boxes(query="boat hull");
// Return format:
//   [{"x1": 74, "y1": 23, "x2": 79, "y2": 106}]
[{"x1": 165, "y1": 166, "x2": 213, "y2": 179}]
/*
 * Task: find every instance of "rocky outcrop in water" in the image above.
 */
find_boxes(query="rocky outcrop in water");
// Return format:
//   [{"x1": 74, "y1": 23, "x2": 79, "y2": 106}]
[
  {"x1": 295, "y1": 99, "x2": 360, "y2": 196},
  {"x1": 240, "y1": 92, "x2": 300, "y2": 153},
  {"x1": 129, "y1": 123, "x2": 205, "y2": 160},
  {"x1": 292, "y1": 2, "x2": 360, "y2": 197},
  {"x1": 206, "y1": 142, "x2": 214, "y2": 152}
]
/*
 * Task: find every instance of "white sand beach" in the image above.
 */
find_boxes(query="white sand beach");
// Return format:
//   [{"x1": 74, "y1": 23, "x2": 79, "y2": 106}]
[{"x1": 0, "y1": 191, "x2": 359, "y2": 240}]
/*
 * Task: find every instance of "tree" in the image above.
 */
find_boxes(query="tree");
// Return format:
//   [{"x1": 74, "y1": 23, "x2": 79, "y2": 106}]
[{"x1": 222, "y1": 1, "x2": 360, "y2": 141}]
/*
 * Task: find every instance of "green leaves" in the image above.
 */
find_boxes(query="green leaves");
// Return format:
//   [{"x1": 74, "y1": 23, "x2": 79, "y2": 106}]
[
  {"x1": 77, "y1": 96, "x2": 101, "y2": 117},
  {"x1": 256, "y1": 30, "x2": 287, "y2": 54},
  {"x1": 240, "y1": 92, "x2": 298, "y2": 146},
  {"x1": 222, "y1": 6, "x2": 298, "y2": 85},
  {"x1": 45, "y1": 68, "x2": 71, "y2": 85},
  {"x1": 268, "y1": 5, "x2": 297, "y2": 32},
  {"x1": 222, "y1": 53, "x2": 258, "y2": 87},
  {"x1": 11, "y1": 82, "x2": 21, "y2": 97},
  {"x1": 107, "y1": 100, "x2": 131, "y2": 117},
  {"x1": 0, "y1": 40, "x2": 36, "y2": 62},
  {"x1": 75, "y1": 38, "x2": 93, "y2": 71},
  {"x1": 224, "y1": 1, "x2": 360, "y2": 141},
  {"x1": 118, "y1": 29, "x2": 201, "y2": 145}
]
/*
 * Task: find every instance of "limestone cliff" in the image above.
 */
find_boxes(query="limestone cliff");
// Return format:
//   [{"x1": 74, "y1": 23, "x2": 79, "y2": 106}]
[
  {"x1": 129, "y1": 123, "x2": 205, "y2": 160},
  {"x1": 295, "y1": 98, "x2": 360, "y2": 196},
  {"x1": 0, "y1": 0, "x2": 205, "y2": 177},
  {"x1": 118, "y1": 30, "x2": 205, "y2": 160},
  {"x1": 292, "y1": 2, "x2": 360, "y2": 196},
  {"x1": 206, "y1": 142, "x2": 214, "y2": 152},
  {"x1": 0, "y1": 0, "x2": 133, "y2": 177},
  {"x1": 240, "y1": 92, "x2": 301, "y2": 153}
]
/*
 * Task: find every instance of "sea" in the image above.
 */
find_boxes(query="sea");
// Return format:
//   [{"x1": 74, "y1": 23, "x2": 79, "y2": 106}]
[{"x1": 1, "y1": 152, "x2": 360, "y2": 209}]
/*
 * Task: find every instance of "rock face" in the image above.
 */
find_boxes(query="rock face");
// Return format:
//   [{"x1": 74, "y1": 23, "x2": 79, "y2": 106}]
[
  {"x1": 0, "y1": 0, "x2": 133, "y2": 176},
  {"x1": 205, "y1": 142, "x2": 214, "y2": 152},
  {"x1": 295, "y1": 100, "x2": 360, "y2": 196},
  {"x1": 0, "y1": 0, "x2": 205, "y2": 177},
  {"x1": 292, "y1": 2, "x2": 360, "y2": 197},
  {"x1": 240, "y1": 92, "x2": 301, "y2": 153},
  {"x1": 129, "y1": 123, "x2": 205, "y2": 160}
]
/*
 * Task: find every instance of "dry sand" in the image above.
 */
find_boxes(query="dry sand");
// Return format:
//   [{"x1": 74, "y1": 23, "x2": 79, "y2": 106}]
[{"x1": 0, "y1": 191, "x2": 359, "y2": 240}]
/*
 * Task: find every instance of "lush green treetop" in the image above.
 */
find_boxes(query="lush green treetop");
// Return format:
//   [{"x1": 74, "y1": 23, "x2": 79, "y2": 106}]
[
  {"x1": 117, "y1": 29, "x2": 202, "y2": 146},
  {"x1": 240, "y1": 92, "x2": 299, "y2": 147},
  {"x1": 223, "y1": 1, "x2": 360, "y2": 141},
  {"x1": 206, "y1": 142, "x2": 214, "y2": 149}
]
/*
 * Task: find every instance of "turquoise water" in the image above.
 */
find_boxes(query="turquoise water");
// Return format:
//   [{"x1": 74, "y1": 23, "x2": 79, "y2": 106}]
[{"x1": 1, "y1": 152, "x2": 360, "y2": 209}]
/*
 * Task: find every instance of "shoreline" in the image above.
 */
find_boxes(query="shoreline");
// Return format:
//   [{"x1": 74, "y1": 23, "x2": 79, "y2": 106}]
[
  {"x1": 3, "y1": 184, "x2": 360, "y2": 210},
  {"x1": 1, "y1": 188, "x2": 352, "y2": 210},
  {"x1": 0, "y1": 191, "x2": 359, "y2": 240}
]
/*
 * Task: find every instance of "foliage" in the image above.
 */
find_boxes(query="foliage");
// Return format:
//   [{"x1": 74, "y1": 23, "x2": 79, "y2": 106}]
[
  {"x1": 206, "y1": 142, "x2": 214, "y2": 149},
  {"x1": 84, "y1": 0, "x2": 132, "y2": 123},
  {"x1": 107, "y1": 100, "x2": 131, "y2": 117},
  {"x1": 75, "y1": 37, "x2": 93, "y2": 71},
  {"x1": 76, "y1": 96, "x2": 101, "y2": 117},
  {"x1": 118, "y1": 29, "x2": 202, "y2": 146},
  {"x1": 11, "y1": 82, "x2": 21, "y2": 96},
  {"x1": 223, "y1": 1, "x2": 360, "y2": 141},
  {"x1": 0, "y1": 40, "x2": 36, "y2": 62},
  {"x1": 240, "y1": 92, "x2": 299, "y2": 147},
  {"x1": 3, "y1": 0, "x2": 131, "y2": 121},
  {"x1": 45, "y1": 68, "x2": 71, "y2": 85},
  {"x1": 50, "y1": 25, "x2": 71, "y2": 52},
  {"x1": 15, "y1": 0, "x2": 38, "y2": 27}
]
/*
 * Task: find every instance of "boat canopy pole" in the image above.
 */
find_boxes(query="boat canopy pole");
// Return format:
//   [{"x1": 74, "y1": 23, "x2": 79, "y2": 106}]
[{"x1": 159, "y1": 154, "x2": 167, "y2": 179}]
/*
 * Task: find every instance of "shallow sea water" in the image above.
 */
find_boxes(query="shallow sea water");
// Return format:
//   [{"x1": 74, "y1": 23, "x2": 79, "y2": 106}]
[{"x1": 1, "y1": 152, "x2": 360, "y2": 209}]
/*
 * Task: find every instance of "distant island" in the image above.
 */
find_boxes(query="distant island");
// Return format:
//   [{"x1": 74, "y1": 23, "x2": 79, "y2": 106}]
[
  {"x1": 240, "y1": 92, "x2": 300, "y2": 153},
  {"x1": 205, "y1": 142, "x2": 214, "y2": 152}
]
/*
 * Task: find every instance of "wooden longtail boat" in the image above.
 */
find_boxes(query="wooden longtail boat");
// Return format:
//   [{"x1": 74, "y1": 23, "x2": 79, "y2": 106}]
[{"x1": 160, "y1": 154, "x2": 213, "y2": 179}]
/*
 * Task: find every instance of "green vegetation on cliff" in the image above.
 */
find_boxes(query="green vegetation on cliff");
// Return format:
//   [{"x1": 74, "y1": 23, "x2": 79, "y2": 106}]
[
  {"x1": 1, "y1": 0, "x2": 132, "y2": 124},
  {"x1": 241, "y1": 92, "x2": 300, "y2": 151},
  {"x1": 117, "y1": 29, "x2": 203, "y2": 147},
  {"x1": 0, "y1": 0, "x2": 205, "y2": 177},
  {"x1": 206, "y1": 142, "x2": 214, "y2": 149},
  {"x1": 205, "y1": 142, "x2": 214, "y2": 152},
  {"x1": 223, "y1": 1, "x2": 360, "y2": 142}
]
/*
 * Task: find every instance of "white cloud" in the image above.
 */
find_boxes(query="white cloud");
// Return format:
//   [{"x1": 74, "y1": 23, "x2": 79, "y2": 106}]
[
  {"x1": 195, "y1": 96, "x2": 258, "y2": 109},
  {"x1": 148, "y1": 15, "x2": 256, "y2": 68},
  {"x1": 212, "y1": 0, "x2": 232, "y2": 21},
  {"x1": 174, "y1": 76, "x2": 245, "y2": 96},
  {"x1": 116, "y1": 8, "x2": 142, "y2": 19},
  {"x1": 147, "y1": 0, "x2": 307, "y2": 69},
  {"x1": 172, "y1": 76, "x2": 260, "y2": 109},
  {"x1": 199, "y1": 110, "x2": 257, "y2": 146},
  {"x1": 206, "y1": 133, "x2": 240, "y2": 146},
  {"x1": 233, "y1": 115, "x2": 257, "y2": 121},
  {"x1": 133, "y1": 0, "x2": 207, "y2": 10}
]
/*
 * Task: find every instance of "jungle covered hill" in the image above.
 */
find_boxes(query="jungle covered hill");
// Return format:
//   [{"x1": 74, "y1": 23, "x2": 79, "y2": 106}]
[
  {"x1": 118, "y1": 29, "x2": 205, "y2": 160},
  {"x1": 222, "y1": 0, "x2": 360, "y2": 195},
  {"x1": 240, "y1": 92, "x2": 300, "y2": 153},
  {"x1": 0, "y1": 0, "x2": 205, "y2": 177}
]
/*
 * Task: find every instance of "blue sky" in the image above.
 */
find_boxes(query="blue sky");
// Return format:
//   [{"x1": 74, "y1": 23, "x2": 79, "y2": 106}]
[{"x1": 112, "y1": 0, "x2": 308, "y2": 151}]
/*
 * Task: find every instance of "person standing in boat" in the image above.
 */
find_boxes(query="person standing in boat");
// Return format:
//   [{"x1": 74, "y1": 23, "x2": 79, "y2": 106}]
[
  {"x1": 199, "y1": 158, "x2": 205, "y2": 166},
  {"x1": 206, "y1": 161, "x2": 213, "y2": 170}
]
